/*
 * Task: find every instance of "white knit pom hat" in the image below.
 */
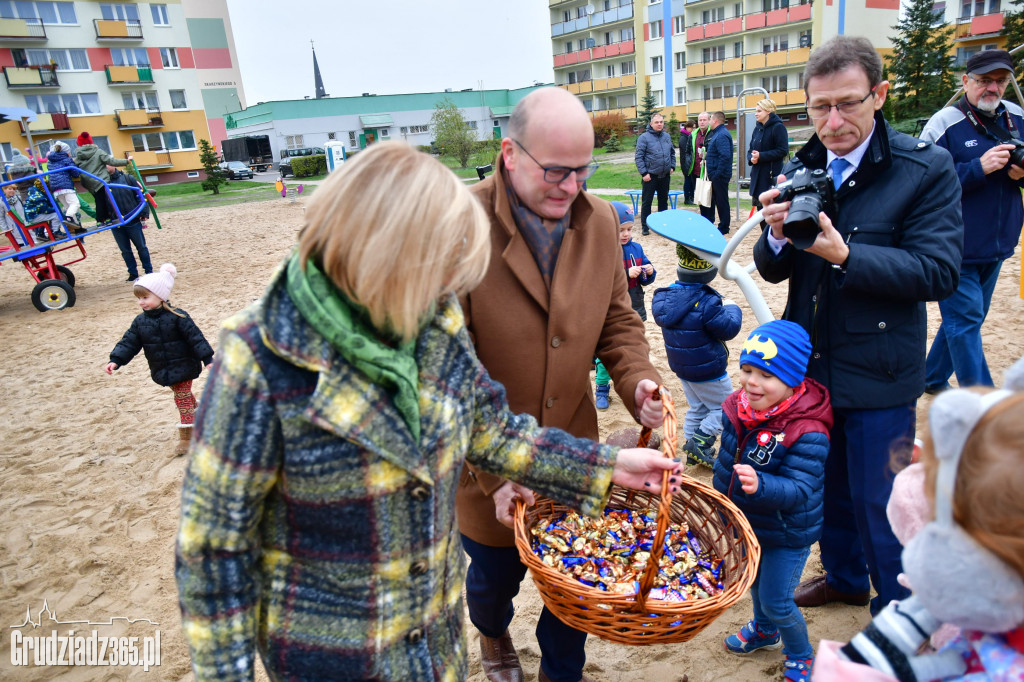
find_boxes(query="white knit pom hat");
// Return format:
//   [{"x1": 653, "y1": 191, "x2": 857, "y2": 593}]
[{"x1": 136, "y1": 263, "x2": 177, "y2": 301}]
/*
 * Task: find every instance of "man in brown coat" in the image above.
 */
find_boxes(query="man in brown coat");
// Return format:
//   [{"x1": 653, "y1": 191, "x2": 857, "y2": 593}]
[{"x1": 457, "y1": 87, "x2": 666, "y2": 682}]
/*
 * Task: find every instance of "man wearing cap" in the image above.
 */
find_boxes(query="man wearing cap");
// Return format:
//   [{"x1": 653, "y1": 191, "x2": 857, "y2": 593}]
[
  {"x1": 753, "y1": 36, "x2": 963, "y2": 616},
  {"x1": 919, "y1": 49, "x2": 1024, "y2": 393}
]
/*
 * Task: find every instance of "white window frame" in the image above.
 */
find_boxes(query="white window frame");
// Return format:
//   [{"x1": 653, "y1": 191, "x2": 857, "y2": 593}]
[
  {"x1": 168, "y1": 89, "x2": 187, "y2": 110},
  {"x1": 674, "y1": 51, "x2": 685, "y2": 70},
  {"x1": 286, "y1": 135, "x2": 304, "y2": 150},
  {"x1": 348, "y1": 131, "x2": 357, "y2": 146},
  {"x1": 111, "y1": 47, "x2": 149, "y2": 67},
  {"x1": 150, "y1": 3, "x2": 168, "y2": 25},
  {"x1": 121, "y1": 90, "x2": 159, "y2": 110},
  {"x1": 675, "y1": 86, "x2": 686, "y2": 102},
  {"x1": 379, "y1": 128, "x2": 390, "y2": 139},
  {"x1": 672, "y1": 15, "x2": 685, "y2": 34},
  {"x1": 159, "y1": 47, "x2": 179, "y2": 69},
  {"x1": 621, "y1": 60, "x2": 635, "y2": 75},
  {"x1": 654, "y1": 90, "x2": 664, "y2": 106},
  {"x1": 0, "y1": 1, "x2": 77, "y2": 25},
  {"x1": 408, "y1": 124, "x2": 428, "y2": 133},
  {"x1": 186, "y1": 171, "x2": 200, "y2": 178},
  {"x1": 130, "y1": 130, "x2": 195, "y2": 151},
  {"x1": 25, "y1": 48, "x2": 89, "y2": 71},
  {"x1": 606, "y1": 64, "x2": 616, "y2": 78},
  {"x1": 651, "y1": 55, "x2": 663, "y2": 73},
  {"x1": 100, "y1": 3, "x2": 139, "y2": 21},
  {"x1": 649, "y1": 20, "x2": 662, "y2": 39},
  {"x1": 25, "y1": 92, "x2": 100, "y2": 115}
]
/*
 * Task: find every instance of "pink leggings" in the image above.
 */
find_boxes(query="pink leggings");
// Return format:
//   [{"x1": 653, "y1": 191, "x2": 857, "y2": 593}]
[{"x1": 172, "y1": 380, "x2": 196, "y2": 425}]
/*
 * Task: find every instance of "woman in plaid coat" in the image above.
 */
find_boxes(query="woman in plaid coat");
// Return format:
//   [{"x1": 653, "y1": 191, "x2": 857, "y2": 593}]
[{"x1": 175, "y1": 142, "x2": 680, "y2": 682}]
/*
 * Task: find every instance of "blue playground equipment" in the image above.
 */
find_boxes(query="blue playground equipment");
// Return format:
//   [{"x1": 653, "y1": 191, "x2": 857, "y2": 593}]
[
  {"x1": 646, "y1": 208, "x2": 775, "y2": 324},
  {"x1": 0, "y1": 167, "x2": 147, "y2": 311}
]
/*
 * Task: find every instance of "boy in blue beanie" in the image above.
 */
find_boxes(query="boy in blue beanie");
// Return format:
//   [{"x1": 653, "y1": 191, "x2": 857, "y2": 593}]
[
  {"x1": 712, "y1": 319, "x2": 832, "y2": 682},
  {"x1": 595, "y1": 201, "x2": 656, "y2": 410},
  {"x1": 652, "y1": 244, "x2": 741, "y2": 466}
]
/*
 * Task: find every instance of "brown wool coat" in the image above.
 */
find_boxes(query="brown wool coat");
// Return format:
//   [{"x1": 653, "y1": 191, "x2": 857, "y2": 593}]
[{"x1": 456, "y1": 159, "x2": 663, "y2": 546}]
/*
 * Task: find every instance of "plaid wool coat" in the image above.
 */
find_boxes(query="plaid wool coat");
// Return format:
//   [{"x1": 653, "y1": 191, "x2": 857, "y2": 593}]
[{"x1": 175, "y1": 265, "x2": 618, "y2": 681}]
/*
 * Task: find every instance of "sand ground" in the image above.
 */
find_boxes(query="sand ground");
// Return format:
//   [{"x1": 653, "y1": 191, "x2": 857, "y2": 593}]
[{"x1": 1, "y1": 197, "x2": 1021, "y2": 681}]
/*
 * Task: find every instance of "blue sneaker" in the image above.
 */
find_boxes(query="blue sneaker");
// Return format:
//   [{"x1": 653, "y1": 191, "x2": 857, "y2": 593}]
[
  {"x1": 784, "y1": 655, "x2": 814, "y2": 681},
  {"x1": 724, "y1": 620, "x2": 782, "y2": 655},
  {"x1": 595, "y1": 384, "x2": 610, "y2": 411}
]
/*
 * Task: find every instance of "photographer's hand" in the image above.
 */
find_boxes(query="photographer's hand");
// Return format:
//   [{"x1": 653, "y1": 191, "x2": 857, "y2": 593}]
[
  {"x1": 758, "y1": 174, "x2": 789, "y2": 241},
  {"x1": 806, "y1": 211, "x2": 850, "y2": 266},
  {"x1": 1010, "y1": 163, "x2": 1024, "y2": 180},
  {"x1": 981, "y1": 144, "x2": 1015, "y2": 174}
]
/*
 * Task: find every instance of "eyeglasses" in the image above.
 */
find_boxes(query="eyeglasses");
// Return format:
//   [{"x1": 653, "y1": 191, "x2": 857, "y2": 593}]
[
  {"x1": 968, "y1": 74, "x2": 1012, "y2": 89},
  {"x1": 805, "y1": 88, "x2": 876, "y2": 120},
  {"x1": 512, "y1": 139, "x2": 599, "y2": 183}
]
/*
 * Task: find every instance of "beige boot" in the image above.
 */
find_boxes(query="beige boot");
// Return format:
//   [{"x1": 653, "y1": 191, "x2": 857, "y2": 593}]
[{"x1": 175, "y1": 424, "x2": 193, "y2": 456}]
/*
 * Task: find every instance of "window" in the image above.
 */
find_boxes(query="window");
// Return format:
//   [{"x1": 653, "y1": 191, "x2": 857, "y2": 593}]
[
  {"x1": 151, "y1": 3, "x2": 168, "y2": 25},
  {"x1": 348, "y1": 131, "x2": 357, "y2": 146},
  {"x1": 604, "y1": 0, "x2": 612, "y2": 9},
  {"x1": 702, "y1": 7, "x2": 725, "y2": 22},
  {"x1": 578, "y1": 39, "x2": 587, "y2": 51},
  {"x1": 735, "y1": 2, "x2": 743, "y2": 15},
  {"x1": 25, "y1": 49, "x2": 89, "y2": 70},
  {"x1": 0, "y1": 1, "x2": 77, "y2": 24},
  {"x1": 24, "y1": 92, "x2": 100, "y2": 115},
  {"x1": 100, "y1": 3, "x2": 139, "y2": 21},
  {"x1": 651, "y1": 56, "x2": 663, "y2": 73},
  {"x1": 653, "y1": 89, "x2": 664, "y2": 106},
  {"x1": 762, "y1": 34, "x2": 789, "y2": 53},
  {"x1": 577, "y1": 5, "x2": 587, "y2": 17},
  {"x1": 465, "y1": 121, "x2": 478, "y2": 130},
  {"x1": 649, "y1": 20, "x2": 662, "y2": 39},
  {"x1": 621, "y1": 60, "x2": 635, "y2": 75},
  {"x1": 0, "y1": 142, "x2": 11, "y2": 162},
  {"x1": 674, "y1": 51, "x2": 686, "y2": 70},
  {"x1": 702, "y1": 45, "x2": 726, "y2": 62},
  {"x1": 620, "y1": 27, "x2": 633, "y2": 41},
  {"x1": 735, "y1": 41, "x2": 743, "y2": 57},
  {"x1": 675, "y1": 86, "x2": 686, "y2": 102},
  {"x1": 286, "y1": 135, "x2": 304, "y2": 149},
  {"x1": 672, "y1": 15, "x2": 685, "y2": 33},
  {"x1": 763, "y1": 0, "x2": 790, "y2": 9},
  {"x1": 796, "y1": 113, "x2": 808, "y2": 121},
  {"x1": 563, "y1": 10, "x2": 570, "y2": 22},
  {"x1": 186, "y1": 171, "x2": 200, "y2": 178},
  {"x1": 567, "y1": 68, "x2": 591, "y2": 84},
  {"x1": 379, "y1": 128, "x2": 390, "y2": 139},
  {"x1": 565, "y1": 41, "x2": 573, "y2": 54},
  {"x1": 760, "y1": 74, "x2": 789, "y2": 91},
  {"x1": 169, "y1": 89, "x2": 187, "y2": 110},
  {"x1": 159, "y1": 47, "x2": 179, "y2": 69},
  {"x1": 407, "y1": 124, "x2": 428, "y2": 133},
  {"x1": 111, "y1": 48, "x2": 149, "y2": 67},
  {"x1": 121, "y1": 91, "x2": 158, "y2": 110},
  {"x1": 604, "y1": 31, "x2": 613, "y2": 44},
  {"x1": 130, "y1": 130, "x2": 195, "y2": 151},
  {"x1": 606, "y1": 64, "x2": 616, "y2": 77}
]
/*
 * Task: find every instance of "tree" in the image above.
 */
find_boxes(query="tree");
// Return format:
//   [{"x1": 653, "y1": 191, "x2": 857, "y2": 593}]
[
  {"x1": 666, "y1": 111, "x2": 681, "y2": 146},
  {"x1": 198, "y1": 139, "x2": 226, "y2": 195},
  {"x1": 637, "y1": 81, "x2": 660, "y2": 130},
  {"x1": 592, "y1": 112, "x2": 628, "y2": 146},
  {"x1": 1002, "y1": 2, "x2": 1024, "y2": 99},
  {"x1": 886, "y1": 0, "x2": 956, "y2": 122},
  {"x1": 430, "y1": 98, "x2": 477, "y2": 168},
  {"x1": 603, "y1": 131, "x2": 622, "y2": 152}
]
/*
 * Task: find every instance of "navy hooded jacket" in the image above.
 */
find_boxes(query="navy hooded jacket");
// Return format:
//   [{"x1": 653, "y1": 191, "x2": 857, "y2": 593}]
[{"x1": 652, "y1": 282, "x2": 741, "y2": 382}]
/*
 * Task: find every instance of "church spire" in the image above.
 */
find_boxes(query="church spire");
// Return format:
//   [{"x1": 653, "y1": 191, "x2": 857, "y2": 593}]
[{"x1": 312, "y1": 40, "x2": 326, "y2": 99}]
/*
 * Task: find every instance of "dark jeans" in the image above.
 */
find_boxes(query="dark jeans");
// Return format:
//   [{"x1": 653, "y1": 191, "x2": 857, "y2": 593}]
[
  {"x1": 683, "y1": 173, "x2": 696, "y2": 203},
  {"x1": 819, "y1": 404, "x2": 914, "y2": 615},
  {"x1": 700, "y1": 177, "x2": 731, "y2": 234},
  {"x1": 111, "y1": 220, "x2": 152, "y2": 278},
  {"x1": 751, "y1": 544, "x2": 813, "y2": 658},
  {"x1": 925, "y1": 260, "x2": 1002, "y2": 391},
  {"x1": 461, "y1": 535, "x2": 586, "y2": 682},
  {"x1": 640, "y1": 173, "x2": 671, "y2": 232}
]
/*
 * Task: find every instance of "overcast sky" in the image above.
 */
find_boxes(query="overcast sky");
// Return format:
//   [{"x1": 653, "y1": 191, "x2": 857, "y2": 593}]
[{"x1": 223, "y1": 1, "x2": 556, "y2": 105}]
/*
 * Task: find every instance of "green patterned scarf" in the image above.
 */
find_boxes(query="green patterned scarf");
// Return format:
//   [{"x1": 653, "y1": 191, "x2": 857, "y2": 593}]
[{"x1": 286, "y1": 254, "x2": 420, "y2": 441}]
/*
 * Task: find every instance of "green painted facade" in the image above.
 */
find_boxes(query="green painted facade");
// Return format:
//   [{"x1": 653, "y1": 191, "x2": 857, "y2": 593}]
[{"x1": 185, "y1": 17, "x2": 230, "y2": 49}]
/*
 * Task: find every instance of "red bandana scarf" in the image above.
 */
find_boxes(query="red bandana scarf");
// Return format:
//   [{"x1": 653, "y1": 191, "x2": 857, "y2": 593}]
[{"x1": 736, "y1": 380, "x2": 807, "y2": 430}]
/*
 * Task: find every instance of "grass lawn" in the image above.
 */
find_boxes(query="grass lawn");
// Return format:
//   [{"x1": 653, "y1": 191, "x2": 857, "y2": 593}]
[{"x1": 77, "y1": 178, "x2": 322, "y2": 215}]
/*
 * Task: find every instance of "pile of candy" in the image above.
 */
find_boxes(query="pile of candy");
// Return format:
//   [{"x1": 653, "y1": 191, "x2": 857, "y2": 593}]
[{"x1": 530, "y1": 507, "x2": 724, "y2": 602}]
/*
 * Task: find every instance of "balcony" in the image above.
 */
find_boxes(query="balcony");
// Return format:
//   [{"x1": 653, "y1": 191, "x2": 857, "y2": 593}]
[
  {"x1": 687, "y1": 47, "x2": 809, "y2": 80},
  {"x1": 105, "y1": 65, "x2": 154, "y2": 84},
  {"x1": 554, "y1": 40, "x2": 634, "y2": 67},
  {"x1": 131, "y1": 150, "x2": 172, "y2": 169},
  {"x1": 0, "y1": 17, "x2": 46, "y2": 40},
  {"x1": 19, "y1": 111, "x2": 71, "y2": 135},
  {"x1": 955, "y1": 12, "x2": 1004, "y2": 39},
  {"x1": 687, "y1": 3, "x2": 810, "y2": 43},
  {"x1": 551, "y1": 3, "x2": 632, "y2": 36},
  {"x1": 688, "y1": 88, "x2": 806, "y2": 114},
  {"x1": 115, "y1": 108, "x2": 164, "y2": 129},
  {"x1": 3, "y1": 65, "x2": 58, "y2": 88},
  {"x1": 590, "y1": 105, "x2": 637, "y2": 120},
  {"x1": 94, "y1": 18, "x2": 143, "y2": 40},
  {"x1": 591, "y1": 74, "x2": 637, "y2": 92}
]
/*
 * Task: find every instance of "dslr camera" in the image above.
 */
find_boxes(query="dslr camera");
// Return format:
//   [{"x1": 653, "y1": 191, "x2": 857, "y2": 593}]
[
  {"x1": 1009, "y1": 139, "x2": 1024, "y2": 168},
  {"x1": 774, "y1": 167, "x2": 836, "y2": 249}
]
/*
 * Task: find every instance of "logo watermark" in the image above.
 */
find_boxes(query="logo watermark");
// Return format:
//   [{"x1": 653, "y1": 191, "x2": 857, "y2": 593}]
[{"x1": 10, "y1": 600, "x2": 160, "y2": 672}]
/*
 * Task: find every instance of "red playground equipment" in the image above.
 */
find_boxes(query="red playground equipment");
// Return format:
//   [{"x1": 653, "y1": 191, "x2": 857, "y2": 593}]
[{"x1": 0, "y1": 168, "x2": 147, "y2": 311}]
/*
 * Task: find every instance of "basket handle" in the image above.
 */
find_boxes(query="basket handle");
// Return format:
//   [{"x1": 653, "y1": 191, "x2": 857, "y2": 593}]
[{"x1": 634, "y1": 386, "x2": 678, "y2": 611}]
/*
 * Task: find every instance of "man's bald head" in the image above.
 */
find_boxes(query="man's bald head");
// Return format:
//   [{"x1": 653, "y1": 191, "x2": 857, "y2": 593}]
[{"x1": 501, "y1": 88, "x2": 596, "y2": 221}]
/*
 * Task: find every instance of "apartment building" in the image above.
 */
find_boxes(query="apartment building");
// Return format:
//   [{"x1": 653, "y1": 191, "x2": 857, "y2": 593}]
[
  {"x1": 0, "y1": 0, "x2": 244, "y2": 183},
  {"x1": 550, "y1": 0, "x2": 640, "y2": 119},
  {"x1": 937, "y1": 0, "x2": 1008, "y2": 67},
  {"x1": 552, "y1": 0, "x2": 902, "y2": 127}
]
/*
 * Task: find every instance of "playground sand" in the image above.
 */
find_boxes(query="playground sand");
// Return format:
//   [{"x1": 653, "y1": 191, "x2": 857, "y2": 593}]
[{"x1": 0, "y1": 199, "x2": 1021, "y2": 681}]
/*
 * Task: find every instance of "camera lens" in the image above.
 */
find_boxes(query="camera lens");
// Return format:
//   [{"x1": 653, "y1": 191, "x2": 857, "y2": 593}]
[
  {"x1": 783, "y1": 194, "x2": 824, "y2": 250},
  {"x1": 1011, "y1": 146, "x2": 1024, "y2": 168}
]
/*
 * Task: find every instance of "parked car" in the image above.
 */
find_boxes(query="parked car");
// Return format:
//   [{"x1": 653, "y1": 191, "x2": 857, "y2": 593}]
[
  {"x1": 219, "y1": 160, "x2": 254, "y2": 180},
  {"x1": 278, "y1": 147, "x2": 325, "y2": 178}
]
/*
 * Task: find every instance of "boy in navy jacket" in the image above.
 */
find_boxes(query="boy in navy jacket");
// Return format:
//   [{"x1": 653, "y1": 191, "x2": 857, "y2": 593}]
[
  {"x1": 652, "y1": 244, "x2": 741, "y2": 467},
  {"x1": 713, "y1": 320, "x2": 832, "y2": 682}
]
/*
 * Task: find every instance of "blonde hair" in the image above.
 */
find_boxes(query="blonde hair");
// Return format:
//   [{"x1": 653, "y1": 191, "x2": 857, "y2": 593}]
[
  {"x1": 297, "y1": 141, "x2": 491, "y2": 342},
  {"x1": 922, "y1": 390, "x2": 1024, "y2": 577},
  {"x1": 756, "y1": 98, "x2": 778, "y2": 113},
  {"x1": 133, "y1": 284, "x2": 185, "y2": 317}
]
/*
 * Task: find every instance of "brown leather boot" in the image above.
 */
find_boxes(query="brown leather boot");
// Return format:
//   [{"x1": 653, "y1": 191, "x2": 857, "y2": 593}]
[
  {"x1": 479, "y1": 630, "x2": 523, "y2": 682},
  {"x1": 174, "y1": 424, "x2": 193, "y2": 456}
]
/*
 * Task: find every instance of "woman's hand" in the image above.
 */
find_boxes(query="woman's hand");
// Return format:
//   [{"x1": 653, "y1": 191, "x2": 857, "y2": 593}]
[
  {"x1": 750, "y1": 149, "x2": 760, "y2": 165},
  {"x1": 612, "y1": 449, "x2": 682, "y2": 493},
  {"x1": 734, "y1": 464, "x2": 759, "y2": 494},
  {"x1": 493, "y1": 480, "x2": 536, "y2": 528}
]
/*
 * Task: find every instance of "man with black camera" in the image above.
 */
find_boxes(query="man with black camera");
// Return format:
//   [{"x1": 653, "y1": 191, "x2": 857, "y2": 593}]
[
  {"x1": 753, "y1": 35, "x2": 963, "y2": 615},
  {"x1": 919, "y1": 49, "x2": 1024, "y2": 394}
]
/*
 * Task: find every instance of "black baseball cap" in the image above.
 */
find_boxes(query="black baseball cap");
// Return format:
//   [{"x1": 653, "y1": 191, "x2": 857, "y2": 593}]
[{"x1": 966, "y1": 49, "x2": 1015, "y2": 75}]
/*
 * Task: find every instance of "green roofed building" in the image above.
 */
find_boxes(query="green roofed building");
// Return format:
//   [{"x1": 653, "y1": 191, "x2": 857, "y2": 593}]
[{"x1": 222, "y1": 84, "x2": 547, "y2": 163}]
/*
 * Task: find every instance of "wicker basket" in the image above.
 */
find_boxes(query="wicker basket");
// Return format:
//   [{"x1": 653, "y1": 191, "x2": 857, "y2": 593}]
[{"x1": 513, "y1": 389, "x2": 760, "y2": 645}]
